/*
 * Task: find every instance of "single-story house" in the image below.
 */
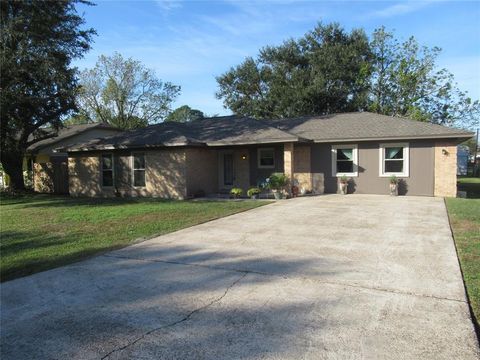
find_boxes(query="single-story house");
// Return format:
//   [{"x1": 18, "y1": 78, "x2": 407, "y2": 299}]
[
  {"x1": 60, "y1": 112, "x2": 473, "y2": 198},
  {"x1": 26, "y1": 123, "x2": 123, "y2": 193}
]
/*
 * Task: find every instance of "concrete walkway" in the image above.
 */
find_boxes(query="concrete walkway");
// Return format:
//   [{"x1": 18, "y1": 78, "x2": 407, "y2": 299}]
[{"x1": 1, "y1": 195, "x2": 479, "y2": 359}]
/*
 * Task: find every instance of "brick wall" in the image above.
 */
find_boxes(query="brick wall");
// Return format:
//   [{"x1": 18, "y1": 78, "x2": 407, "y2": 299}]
[
  {"x1": 434, "y1": 141, "x2": 457, "y2": 197},
  {"x1": 293, "y1": 145, "x2": 312, "y2": 192}
]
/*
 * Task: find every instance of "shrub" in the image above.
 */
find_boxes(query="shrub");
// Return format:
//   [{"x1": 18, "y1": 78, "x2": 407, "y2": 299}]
[
  {"x1": 247, "y1": 187, "x2": 261, "y2": 197},
  {"x1": 389, "y1": 175, "x2": 398, "y2": 184},
  {"x1": 230, "y1": 187, "x2": 243, "y2": 198},
  {"x1": 266, "y1": 173, "x2": 288, "y2": 190}
]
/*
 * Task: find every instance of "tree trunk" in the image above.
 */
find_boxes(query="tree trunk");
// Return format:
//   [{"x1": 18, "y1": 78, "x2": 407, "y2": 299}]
[{"x1": 2, "y1": 154, "x2": 26, "y2": 191}]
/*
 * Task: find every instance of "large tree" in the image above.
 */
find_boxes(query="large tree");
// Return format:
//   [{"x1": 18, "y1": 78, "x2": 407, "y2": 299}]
[
  {"x1": 166, "y1": 105, "x2": 204, "y2": 122},
  {"x1": 216, "y1": 22, "x2": 372, "y2": 119},
  {"x1": 369, "y1": 27, "x2": 479, "y2": 128},
  {"x1": 77, "y1": 53, "x2": 181, "y2": 129},
  {"x1": 0, "y1": 0, "x2": 95, "y2": 190}
]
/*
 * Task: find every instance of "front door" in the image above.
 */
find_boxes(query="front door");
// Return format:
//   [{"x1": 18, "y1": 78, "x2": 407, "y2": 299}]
[
  {"x1": 223, "y1": 153, "x2": 234, "y2": 187},
  {"x1": 218, "y1": 151, "x2": 235, "y2": 190}
]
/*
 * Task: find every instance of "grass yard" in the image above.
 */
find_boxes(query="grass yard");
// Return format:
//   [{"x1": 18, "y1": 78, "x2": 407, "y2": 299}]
[
  {"x1": 0, "y1": 194, "x2": 269, "y2": 282},
  {"x1": 446, "y1": 177, "x2": 480, "y2": 330}
]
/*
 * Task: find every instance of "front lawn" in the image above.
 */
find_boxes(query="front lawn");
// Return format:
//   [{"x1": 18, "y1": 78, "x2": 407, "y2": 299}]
[
  {"x1": 457, "y1": 176, "x2": 480, "y2": 198},
  {"x1": 446, "y1": 196, "x2": 480, "y2": 330},
  {"x1": 0, "y1": 194, "x2": 269, "y2": 282}
]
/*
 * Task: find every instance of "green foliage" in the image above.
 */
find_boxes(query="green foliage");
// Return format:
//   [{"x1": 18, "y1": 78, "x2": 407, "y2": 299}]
[
  {"x1": 0, "y1": 0, "x2": 95, "y2": 190},
  {"x1": 339, "y1": 175, "x2": 348, "y2": 184},
  {"x1": 216, "y1": 22, "x2": 372, "y2": 119},
  {"x1": 77, "y1": 52, "x2": 181, "y2": 129},
  {"x1": 389, "y1": 175, "x2": 398, "y2": 184},
  {"x1": 166, "y1": 105, "x2": 205, "y2": 122},
  {"x1": 230, "y1": 187, "x2": 243, "y2": 198},
  {"x1": 369, "y1": 27, "x2": 479, "y2": 128},
  {"x1": 216, "y1": 22, "x2": 479, "y2": 129},
  {"x1": 247, "y1": 187, "x2": 261, "y2": 197},
  {"x1": 267, "y1": 173, "x2": 289, "y2": 190}
]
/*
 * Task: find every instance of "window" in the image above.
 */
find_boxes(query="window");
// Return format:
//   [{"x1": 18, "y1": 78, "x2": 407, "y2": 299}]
[
  {"x1": 132, "y1": 153, "x2": 146, "y2": 187},
  {"x1": 331, "y1": 145, "x2": 358, "y2": 177},
  {"x1": 258, "y1": 148, "x2": 275, "y2": 168},
  {"x1": 379, "y1": 143, "x2": 409, "y2": 177},
  {"x1": 101, "y1": 154, "x2": 114, "y2": 187}
]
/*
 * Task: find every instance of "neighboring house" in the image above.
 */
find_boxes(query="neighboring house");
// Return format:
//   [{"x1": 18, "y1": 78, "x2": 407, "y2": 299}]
[
  {"x1": 26, "y1": 123, "x2": 123, "y2": 194},
  {"x1": 457, "y1": 145, "x2": 470, "y2": 176},
  {"x1": 61, "y1": 112, "x2": 473, "y2": 199}
]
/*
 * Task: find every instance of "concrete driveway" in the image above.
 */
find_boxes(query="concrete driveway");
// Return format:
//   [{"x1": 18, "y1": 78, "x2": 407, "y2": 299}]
[{"x1": 1, "y1": 195, "x2": 479, "y2": 359}]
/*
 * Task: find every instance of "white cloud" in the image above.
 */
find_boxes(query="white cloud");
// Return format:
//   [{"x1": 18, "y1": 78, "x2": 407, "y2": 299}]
[
  {"x1": 155, "y1": 0, "x2": 182, "y2": 11},
  {"x1": 367, "y1": 0, "x2": 434, "y2": 19}
]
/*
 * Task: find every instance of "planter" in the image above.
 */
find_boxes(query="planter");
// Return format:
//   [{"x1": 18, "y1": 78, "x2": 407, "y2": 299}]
[
  {"x1": 251, "y1": 194, "x2": 258, "y2": 200},
  {"x1": 340, "y1": 182, "x2": 348, "y2": 195},
  {"x1": 389, "y1": 183, "x2": 398, "y2": 196},
  {"x1": 273, "y1": 190, "x2": 283, "y2": 200}
]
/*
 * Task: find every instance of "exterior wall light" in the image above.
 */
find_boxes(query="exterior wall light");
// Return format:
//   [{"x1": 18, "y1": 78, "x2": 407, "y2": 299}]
[
  {"x1": 241, "y1": 154, "x2": 247, "y2": 160},
  {"x1": 442, "y1": 149, "x2": 449, "y2": 156}
]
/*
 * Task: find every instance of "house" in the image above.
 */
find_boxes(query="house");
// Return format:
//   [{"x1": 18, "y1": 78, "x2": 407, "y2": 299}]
[
  {"x1": 26, "y1": 123, "x2": 123, "y2": 194},
  {"x1": 61, "y1": 112, "x2": 474, "y2": 198}
]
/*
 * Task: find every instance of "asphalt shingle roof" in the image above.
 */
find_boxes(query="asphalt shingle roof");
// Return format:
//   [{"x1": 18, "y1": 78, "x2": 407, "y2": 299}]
[
  {"x1": 61, "y1": 112, "x2": 473, "y2": 152},
  {"x1": 28, "y1": 123, "x2": 122, "y2": 153}
]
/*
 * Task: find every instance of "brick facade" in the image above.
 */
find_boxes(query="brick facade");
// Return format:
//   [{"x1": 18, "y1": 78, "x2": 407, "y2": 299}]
[{"x1": 434, "y1": 141, "x2": 457, "y2": 197}]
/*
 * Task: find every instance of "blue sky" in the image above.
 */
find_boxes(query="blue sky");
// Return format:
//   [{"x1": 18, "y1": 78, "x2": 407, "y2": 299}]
[{"x1": 75, "y1": 0, "x2": 480, "y2": 116}]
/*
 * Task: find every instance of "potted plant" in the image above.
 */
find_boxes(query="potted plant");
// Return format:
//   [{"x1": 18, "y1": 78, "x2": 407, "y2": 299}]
[
  {"x1": 339, "y1": 175, "x2": 348, "y2": 195},
  {"x1": 266, "y1": 173, "x2": 288, "y2": 200},
  {"x1": 389, "y1": 175, "x2": 398, "y2": 196},
  {"x1": 247, "y1": 187, "x2": 261, "y2": 199},
  {"x1": 230, "y1": 187, "x2": 243, "y2": 199}
]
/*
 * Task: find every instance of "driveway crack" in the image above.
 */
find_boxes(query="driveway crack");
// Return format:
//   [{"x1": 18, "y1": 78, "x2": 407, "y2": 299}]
[{"x1": 100, "y1": 272, "x2": 247, "y2": 360}]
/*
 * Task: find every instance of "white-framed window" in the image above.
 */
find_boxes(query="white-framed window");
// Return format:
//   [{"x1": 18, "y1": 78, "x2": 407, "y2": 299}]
[
  {"x1": 101, "y1": 154, "x2": 114, "y2": 187},
  {"x1": 132, "y1": 153, "x2": 146, "y2": 187},
  {"x1": 258, "y1": 148, "x2": 275, "y2": 169},
  {"x1": 331, "y1": 144, "x2": 358, "y2": 177},
  {"x1": 379, "y1": 143, "x2": 409, "y2": 177}
]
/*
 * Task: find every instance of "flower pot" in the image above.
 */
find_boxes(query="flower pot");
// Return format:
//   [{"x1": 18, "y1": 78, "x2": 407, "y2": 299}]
[
  {"x1": 389, "y1": 183, "x2": 398, "y2": 196},
  {"x1": 273, "y1": 190, "x2": 283, "y2": 200},
  {"x1": 340, "y1": 182, "x2": 348, "y2": 195},
  {"x1": 251, "y1": 194, "x2": 258, "y2": 200}
]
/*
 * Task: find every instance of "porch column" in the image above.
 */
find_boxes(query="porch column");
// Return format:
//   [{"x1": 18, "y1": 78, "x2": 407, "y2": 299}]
[{"x1": 284, "y1": 143, "x2": 294, "y2": 193}]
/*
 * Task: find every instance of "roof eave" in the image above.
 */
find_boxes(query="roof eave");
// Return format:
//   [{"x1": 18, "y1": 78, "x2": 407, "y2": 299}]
[{"x1": 311, "y1": 133, "x2": 474, "y2": 143}]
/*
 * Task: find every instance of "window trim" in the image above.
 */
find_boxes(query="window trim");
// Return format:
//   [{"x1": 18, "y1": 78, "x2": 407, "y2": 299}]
[
  {"x1": 378, "y1": 142, "x2": 409, "y2": 177},
  {"x1": 131, "y1": 152, "x2": 146, "y2": 188},
  {"x1": 257, "y1": 147, "x2": 275, "y2": 169},
  {"x1": 101, "y1": 153, "x2": 114, "y2": 188},
  {"x1": 331, "y1": 144, "x2": 358, "y2": 177}
]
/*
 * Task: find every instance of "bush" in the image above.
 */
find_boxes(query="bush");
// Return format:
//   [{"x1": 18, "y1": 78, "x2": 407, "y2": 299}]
[
  {"x1": 266, "y1": 173, "x2": 288, "y2": 190},
  {"x1": 247, "y1": 187, "x2": 261, "y2": 197},
  {"x1": 230, "y1": 187, "x2": 243, "y2": 198},
  {"x1": 389, "y1": 175, "x2": 398, "y2": 184}
]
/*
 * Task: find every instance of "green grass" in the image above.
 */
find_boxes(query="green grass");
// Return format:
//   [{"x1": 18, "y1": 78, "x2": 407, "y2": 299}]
[
  {"x1": 457, "y1": 176, "x2": 480, "y2": 198},
  {"x1": 0, "y1": 194, "x2": 269, "y2": 282},
  {"x1": 446, "y1": 194, "x2": 480, "y2": 330}
]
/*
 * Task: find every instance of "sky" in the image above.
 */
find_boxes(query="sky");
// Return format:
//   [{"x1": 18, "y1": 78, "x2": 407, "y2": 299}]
[{"x1": 74, "y1": 0, "x2": 480, "y2": 116}]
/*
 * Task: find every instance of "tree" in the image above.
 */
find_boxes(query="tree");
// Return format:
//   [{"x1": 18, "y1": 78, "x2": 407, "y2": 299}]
[
  {"x1": 0, "y1": 0, "x2": 95, "y2": 190},
  {"x1": 166, "y1": 105, "x2": 204, "y2": 122},
  {"x1": 77, "y1": 53, "x2": 181, "y2": 129},
  {"x1": 216, "y1": 22, "x2": 372, "y2": 119},
  {"x1": 369, "y1": 27, "x2": 479, "y2": 128}
]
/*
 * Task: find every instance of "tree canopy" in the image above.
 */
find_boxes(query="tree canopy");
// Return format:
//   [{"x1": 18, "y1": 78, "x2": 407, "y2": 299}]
[
  {"x1": 216, "y1": 22, "x2": 371, "y2": 119},
  {"x1": 0, "y1": 0, "x2": 95, "y2": 190},
  {"x1": 166, "y1": 105, "x2": 205, "y2": 122},
  {"x1": 216, "y1": 22, "x2": 479, "y2": 129},
  {"x1": 77, "y1": 53, "x2": 181, "y2": 129}
]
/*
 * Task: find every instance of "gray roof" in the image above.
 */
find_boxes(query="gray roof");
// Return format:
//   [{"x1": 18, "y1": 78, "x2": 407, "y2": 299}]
[
  {"x1": 270, "y1": 112, "x2": 474, "y2": 142},
  {"x1": 61, "y1": 112, "x2": 474, "y2": 152},
  {"x1": 28, "y1": 123, "x2": 123, "y2": 153}
]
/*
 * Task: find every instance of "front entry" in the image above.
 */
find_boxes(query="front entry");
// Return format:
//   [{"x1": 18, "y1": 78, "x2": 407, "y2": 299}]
[{"x1": 218, "y1": 151, "x2": 234, "y2": 190}]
